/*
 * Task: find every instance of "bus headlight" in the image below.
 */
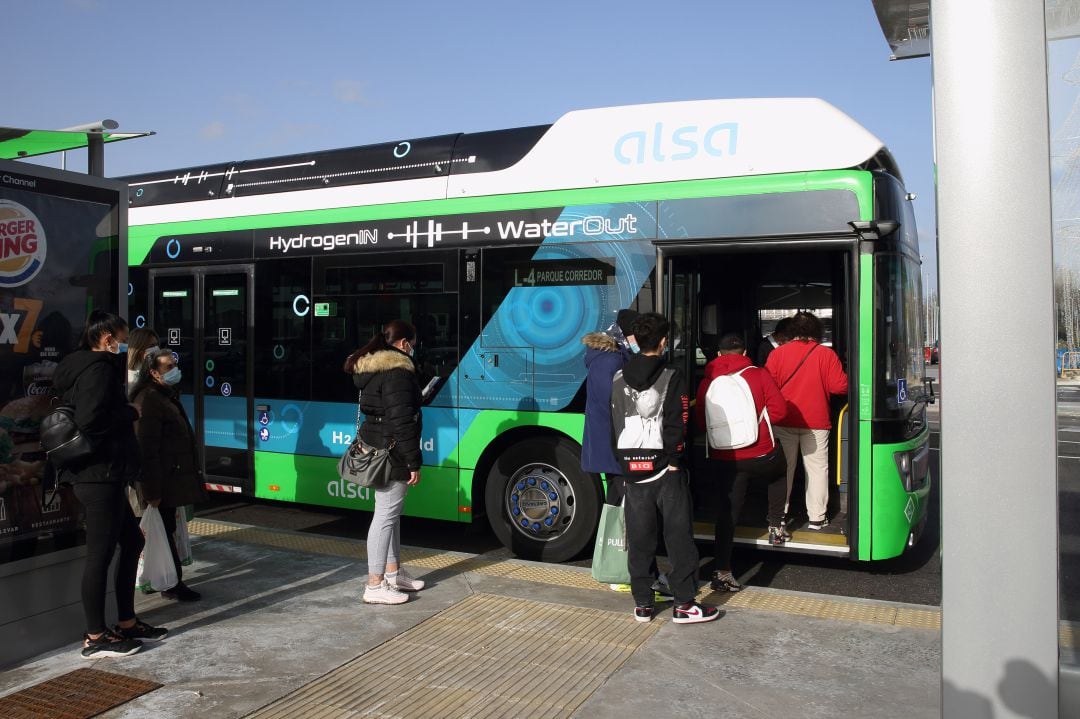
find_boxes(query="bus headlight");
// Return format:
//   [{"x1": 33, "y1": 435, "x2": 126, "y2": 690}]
[{"x1": 894, "y1": 444, "x2": 930, "y2": 492}]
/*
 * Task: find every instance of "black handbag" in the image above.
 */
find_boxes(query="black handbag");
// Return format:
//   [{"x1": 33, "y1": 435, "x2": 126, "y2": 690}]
[
  {"x1": 337, "y1": 393, "x2": 395, "y2": 488},
  {"x1": 40, "y1": 376, "x2": 94, "y2": 469}
]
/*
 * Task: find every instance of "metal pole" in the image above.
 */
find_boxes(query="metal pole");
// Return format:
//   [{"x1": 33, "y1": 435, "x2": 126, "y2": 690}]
[
  {"x1": 86, "y1": 133, "x2": 104, "y2": 177},
  {"x1": 933, "y1": 1, "x2": 1058, "y2": 716}
]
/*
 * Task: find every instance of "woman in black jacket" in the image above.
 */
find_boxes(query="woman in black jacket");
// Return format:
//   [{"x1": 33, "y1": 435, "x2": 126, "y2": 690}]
[
  {"x1": 131, "y1": 348, "x2": 206, "y2": 601},
  {"x1": 51, "y1": 310, "x2": 167, "y2": 658},
  {"x1": 344, "y1": 319, "x2": 425, "y2": 605}
]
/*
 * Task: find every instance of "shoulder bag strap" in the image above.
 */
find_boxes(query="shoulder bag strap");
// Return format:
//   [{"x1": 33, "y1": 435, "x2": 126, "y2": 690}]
[
  {"x1": 779, "y1": 344, "x2": 819, "y2": 390},
  {"x1": 354, "y1": 390, "x2": 363, "y2": 436}
]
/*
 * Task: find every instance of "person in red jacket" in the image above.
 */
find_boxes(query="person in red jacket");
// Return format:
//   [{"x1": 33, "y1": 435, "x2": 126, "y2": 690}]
[
  {"x1": 695, "y1": 333, "x2": 789, "y2": 592},
  {"x1": 764, "y1": 311, "x2": 848, "y2": 530}
]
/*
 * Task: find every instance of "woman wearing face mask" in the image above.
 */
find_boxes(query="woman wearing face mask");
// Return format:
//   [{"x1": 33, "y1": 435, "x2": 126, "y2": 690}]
[
  {"x1": 343, "y1": 319, "x2": 424, "y2": 605},
  {"x1": 52, "y1": 310, "x2": 166, "y2": 658},
  {"x1": 130, "y1": 348, "x2": 206, "y2": 601},
  {"x1": 125, "y1": 328, "x2": 160, "y2": 391}
]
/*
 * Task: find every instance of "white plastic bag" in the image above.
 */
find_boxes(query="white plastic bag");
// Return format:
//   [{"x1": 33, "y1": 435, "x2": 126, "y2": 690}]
[
  {"x1": 140, "y1": 506, "x2": 178, "y2": 591},
  {"x1": 174, "y1": 507, "x2": 192, "y2": 566}
]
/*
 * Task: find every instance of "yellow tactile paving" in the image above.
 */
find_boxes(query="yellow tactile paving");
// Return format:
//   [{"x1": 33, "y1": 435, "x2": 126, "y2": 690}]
[
  {"x1": 187, "y1": 518, "x2": 1080, "y2": 645},
  {"x1": 246, "y1": 593, "x2": 660, "y2": 719}
]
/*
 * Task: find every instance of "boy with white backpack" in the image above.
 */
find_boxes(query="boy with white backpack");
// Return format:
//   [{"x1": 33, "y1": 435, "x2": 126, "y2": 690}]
[{"x1": 695, "y1": 333, "x2": 789, "y2": 592}]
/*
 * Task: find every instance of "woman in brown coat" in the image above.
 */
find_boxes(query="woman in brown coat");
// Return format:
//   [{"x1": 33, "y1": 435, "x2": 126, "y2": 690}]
[{"x1": 131, "y1": 348, "x2": 206, "y2": 601}]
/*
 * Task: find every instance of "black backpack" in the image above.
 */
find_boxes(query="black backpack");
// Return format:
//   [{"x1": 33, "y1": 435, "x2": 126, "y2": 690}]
[{"x1": 39, "y1": 376, "x2": 94, "y2": 469}]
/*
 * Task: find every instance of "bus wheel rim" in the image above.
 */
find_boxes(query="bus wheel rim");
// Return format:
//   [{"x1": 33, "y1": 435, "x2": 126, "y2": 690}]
[{"x1": 505, "y1": 462, "x2": 574, "y2": 543}]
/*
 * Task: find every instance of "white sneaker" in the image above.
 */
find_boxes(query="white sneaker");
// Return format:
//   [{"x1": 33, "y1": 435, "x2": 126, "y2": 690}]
[
  {"x1": 363, "y1": 579, "x2": 408, "y2": 605},
  {"x1": 388, "y1": 568, "x2": 425, "y2": 592}
]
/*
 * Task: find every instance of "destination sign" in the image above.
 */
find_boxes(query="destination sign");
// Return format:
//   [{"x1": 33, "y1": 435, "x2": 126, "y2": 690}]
[{"x1": 506, "y1": 258, "x2": 614, "y2": 287}]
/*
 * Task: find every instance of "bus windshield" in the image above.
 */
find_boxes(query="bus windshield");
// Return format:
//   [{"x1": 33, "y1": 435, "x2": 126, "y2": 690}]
[{"x1": 874, "y1": 251, "x2": 926, "y2": 426}]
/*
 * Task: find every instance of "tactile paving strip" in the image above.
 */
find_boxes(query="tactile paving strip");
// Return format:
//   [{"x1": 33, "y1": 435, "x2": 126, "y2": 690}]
[
  {"x1": 0, "y1": 668, "x2": 161, "y2": 719},
  {"x1": 198, "y1": 518, "x2": 1065, "y2": 638},
  {"x1": 247, "y1": 593, "x2": 659, "y2": 719}
]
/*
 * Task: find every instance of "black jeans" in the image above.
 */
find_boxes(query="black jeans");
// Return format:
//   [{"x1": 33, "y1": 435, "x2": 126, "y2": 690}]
[
  {"x1": 714, "y1": 447, "x2": 788, "y2": 571},
  {"x1": 72, "y1": 481, "x2": 145, "y2": 635},
  {"x1": 623, "y1": 469, "x2": 699, "y2": 607},
  {"x1": 159, "y1": 505, "x2": 184, "y2": 586}
]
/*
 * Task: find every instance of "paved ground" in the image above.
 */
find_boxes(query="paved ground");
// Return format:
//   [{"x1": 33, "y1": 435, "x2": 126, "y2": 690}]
[{"x1": 0, "y1": 518, "x2": 942, "y2": 719}]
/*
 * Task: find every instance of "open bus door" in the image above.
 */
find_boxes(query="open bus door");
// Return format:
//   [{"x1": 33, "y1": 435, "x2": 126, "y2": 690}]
[
  {"x1": 149, "y1": 266, "x2": 254, "y2": 495},
  {"x1": 660, "y1": 245, "x2": 855, "y2": 557}
]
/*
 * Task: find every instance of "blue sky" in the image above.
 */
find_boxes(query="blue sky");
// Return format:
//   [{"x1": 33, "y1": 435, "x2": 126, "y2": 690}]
[{"x1": 11, "y1": 0, "x2": 935, "y2": 280}]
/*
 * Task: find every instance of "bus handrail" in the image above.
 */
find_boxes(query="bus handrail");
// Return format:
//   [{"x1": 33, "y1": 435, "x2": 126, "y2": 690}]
[{"x1": 836, "y1": 403, "x2": 849, "y2": 487}]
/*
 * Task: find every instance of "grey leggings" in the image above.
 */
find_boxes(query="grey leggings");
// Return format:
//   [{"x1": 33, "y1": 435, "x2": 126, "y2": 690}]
[{"x1": 366, "y1": 480, "x2": 408, "y2": 575}]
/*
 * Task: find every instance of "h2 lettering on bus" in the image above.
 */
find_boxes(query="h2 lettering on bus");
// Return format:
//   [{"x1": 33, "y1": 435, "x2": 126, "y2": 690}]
[{"x1": 331, "y1": 431, "x2": 434, "y2": 452}]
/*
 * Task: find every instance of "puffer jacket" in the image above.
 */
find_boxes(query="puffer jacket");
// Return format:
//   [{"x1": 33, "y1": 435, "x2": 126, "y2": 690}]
[
  {"x1": 581, "y1": 331, "x2": 630, "y2": 475},
  {"x1": 131, "y1": 381, "x2": 206, "y2": 507},
  {"x1": 51, "y1": 349, "x2": 139, "y2": 485},
  {"x1": 353, "y1": 348, "x2": 423, "y2": 482}
]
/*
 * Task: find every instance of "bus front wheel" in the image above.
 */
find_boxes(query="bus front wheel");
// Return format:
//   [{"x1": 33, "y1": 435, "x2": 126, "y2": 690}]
[{"x1": 484, "y1": 437, "x2": 602, "y2": 563}]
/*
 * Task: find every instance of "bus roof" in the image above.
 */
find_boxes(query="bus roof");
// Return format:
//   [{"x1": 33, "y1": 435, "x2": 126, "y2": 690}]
[{"x1": 127, "y1": 98, "x2": 898, "y2": 225}]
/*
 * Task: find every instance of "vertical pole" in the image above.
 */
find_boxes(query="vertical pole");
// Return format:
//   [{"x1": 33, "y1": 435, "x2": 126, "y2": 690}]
[
  {"x1": 933, "y1": 1, "x2": 1058, "y2": 717},
  {"x1": 87, "y1": 132, "x2": 104, "y2": 177}
]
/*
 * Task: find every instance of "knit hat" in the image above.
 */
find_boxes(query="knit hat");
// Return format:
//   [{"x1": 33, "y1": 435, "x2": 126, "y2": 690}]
[{"x1": 616, "y1": 309, "x2": 640, "y2": 336}]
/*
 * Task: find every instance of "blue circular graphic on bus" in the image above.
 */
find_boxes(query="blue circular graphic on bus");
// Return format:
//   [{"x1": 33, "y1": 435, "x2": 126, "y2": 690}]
[
  {"x1": 166, "y1": 238, "x2": 181, "y2": 259},
  {"x1": 280, "y1": 403, "x2": 303, "y2": 435},
  {"x1": 205, "y1": 375, "x2": 215, "y2": 388}
]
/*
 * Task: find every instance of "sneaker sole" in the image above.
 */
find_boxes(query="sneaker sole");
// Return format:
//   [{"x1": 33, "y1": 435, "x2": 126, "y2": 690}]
[
  {"x1": 363, "y1": 595, "x2": 408, "y2": 605},
  {"x1": 634, "y1": 611, "x2": 654, "y2": 623},
  {"x1": 672, "y1": 612, "x2": 721, "y2": 625},
  {"x1": 81, "y1": 645, "x2": 142, "y2": 659}
]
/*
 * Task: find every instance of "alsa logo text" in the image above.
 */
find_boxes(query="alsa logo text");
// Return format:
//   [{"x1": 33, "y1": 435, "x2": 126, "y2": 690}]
[
  {"x1": 0, "y1": 201, "x2": 46, "y2": 287},
  {"x1": 614, "y1": 122, "x2": 739, "y2": 165}
]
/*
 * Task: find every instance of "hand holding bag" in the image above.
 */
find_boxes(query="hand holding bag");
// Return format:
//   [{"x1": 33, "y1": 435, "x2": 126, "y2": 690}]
[
  {"x1": 337, "y1": 393, "x2": 395, "y2": 488},
  {"x1": 590, "y1": 501, "x2": 631, "y2": 585},
  {"x1": 140, "y1": 506, "x2": 178, "y2": 591}
]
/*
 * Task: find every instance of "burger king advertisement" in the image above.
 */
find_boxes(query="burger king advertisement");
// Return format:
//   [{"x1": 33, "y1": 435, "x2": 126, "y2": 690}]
[{"x1": 0, "y1": 160, "x2": 125, "y2": 562}]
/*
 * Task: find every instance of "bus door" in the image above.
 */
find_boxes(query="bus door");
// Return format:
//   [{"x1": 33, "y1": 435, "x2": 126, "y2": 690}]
[
  {"x1": 149, "y1": 266, "x2": 254, "y2": 494},
  {"x1": 660, "y1": 246, "x2": 855, "y2": 555}
]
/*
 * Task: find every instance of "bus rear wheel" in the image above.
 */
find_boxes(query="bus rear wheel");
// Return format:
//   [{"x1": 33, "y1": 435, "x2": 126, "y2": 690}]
[{"x1": 484, "y1": 437, "x2": 601, "y2": 563}]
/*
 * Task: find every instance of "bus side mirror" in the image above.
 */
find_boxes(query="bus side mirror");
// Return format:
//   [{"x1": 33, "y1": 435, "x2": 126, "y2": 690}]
[{"x1": 922, "y1": 377, "x2": 936, "y2": 404}]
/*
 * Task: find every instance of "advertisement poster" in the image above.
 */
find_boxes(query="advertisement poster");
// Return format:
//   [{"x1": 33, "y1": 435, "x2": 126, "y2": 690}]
[{"x1": 0, "y1": 163, "x2": 122, "y2": 562}]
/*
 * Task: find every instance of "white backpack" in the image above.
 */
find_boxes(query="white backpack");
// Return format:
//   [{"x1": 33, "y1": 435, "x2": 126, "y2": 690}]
[{"x1": 704, "y1": 367, "x2": 772, "y2": 450}]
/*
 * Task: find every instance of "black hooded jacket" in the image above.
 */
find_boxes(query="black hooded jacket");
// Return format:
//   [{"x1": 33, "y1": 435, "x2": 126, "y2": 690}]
[
  {"x1": 609, "y1": 353, "x2": 688, "y2": 481},
  {"x1": 352, "y1": 348, "x2": 423, "y2": 482},
  {"x1": 51, "y1": 349, "x2": 140, "y2": 484}
]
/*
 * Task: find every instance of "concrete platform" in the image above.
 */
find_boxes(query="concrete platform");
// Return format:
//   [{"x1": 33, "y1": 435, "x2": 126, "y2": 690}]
[{"x1": 0, "y1": 519, "x2": 942, "y2": 718}]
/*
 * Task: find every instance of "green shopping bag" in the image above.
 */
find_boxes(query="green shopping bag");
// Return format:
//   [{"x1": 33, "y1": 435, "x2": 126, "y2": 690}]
[{"x1": 591, "y1": 502, "x2": 630, "y2": 585}]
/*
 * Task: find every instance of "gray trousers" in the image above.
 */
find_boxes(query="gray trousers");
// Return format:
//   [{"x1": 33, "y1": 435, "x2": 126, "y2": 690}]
[{"x1": 366, "y1": 480, "x2": 408, "y2": 575}]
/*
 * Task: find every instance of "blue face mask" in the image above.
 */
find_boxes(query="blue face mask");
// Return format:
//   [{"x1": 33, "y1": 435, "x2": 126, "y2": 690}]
[
  {"x1": 629, "y1": 341, "x2": 640, "y2": 354},
  {"x1": 161, "y1": 367, "x2": 182, "y2": 386},
  {"x1": 117, "y1": 342, "x2": 128, "y2": 354}
]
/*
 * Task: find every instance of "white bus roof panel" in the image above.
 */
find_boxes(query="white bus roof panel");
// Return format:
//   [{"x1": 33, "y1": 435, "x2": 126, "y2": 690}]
[{"x1": 448, "y1": 98, "x2": 886, "y2": 197}]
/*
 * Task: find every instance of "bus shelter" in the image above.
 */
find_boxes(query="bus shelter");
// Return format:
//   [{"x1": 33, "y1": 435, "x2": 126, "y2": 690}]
[
  {"x1": 0, "y1": 127, "x2": 144, "y2": 667},
  {"x1": 873, "y1": 0, "x2": 1072, "y2": 716}
]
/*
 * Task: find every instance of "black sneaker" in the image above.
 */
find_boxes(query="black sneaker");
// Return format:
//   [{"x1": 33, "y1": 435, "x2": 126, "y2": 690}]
[
  {"x1": 806, "y1": 517, "x2": 830, "y2": 531},
  {"x1": 710, "y1": 572, "x2": 742, "y2": 592},
  {"x1": 162, "y1": 583, "x2": 201, "y2": 602},
  {"x1": 672, "y1": 602, "x2": 722, "y2": 625},
  {"x1": 81, "y1": 630, "x2": 142, "y2": 659},
  {"x1": 634, "y1": 606, "x2": 655, "y2": 623},
  {"x1": 115, "y1": 619, "x2": 168, "y2": 642},
  {"x1": 768, "y1": 526, "x2": 790, "y2": 546}
]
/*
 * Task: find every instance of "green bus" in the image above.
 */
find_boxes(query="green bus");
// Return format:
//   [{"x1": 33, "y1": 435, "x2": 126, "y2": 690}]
[{"x1": 124, "y1": 98, "x2": 931, "y2": 562}]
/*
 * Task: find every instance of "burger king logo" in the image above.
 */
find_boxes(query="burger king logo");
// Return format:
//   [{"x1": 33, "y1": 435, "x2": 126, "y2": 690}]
[{"x1": 0, "y1": 200, "x2": 46, "y2": 288}]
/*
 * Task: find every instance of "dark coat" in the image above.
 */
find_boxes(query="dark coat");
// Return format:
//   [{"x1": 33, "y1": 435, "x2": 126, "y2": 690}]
[
  {"x1": 352, "y1": 348, "x2": 423, "y2": 482},
  {"x1": 581, "y1": 331, "x2": 629, "y2": 475},
  {"x1": 131, "y1": 381, "x2": 206, "y2": 508},
  {"x1": 51, "y1": 350, "x2": 139, "y2": 485}
]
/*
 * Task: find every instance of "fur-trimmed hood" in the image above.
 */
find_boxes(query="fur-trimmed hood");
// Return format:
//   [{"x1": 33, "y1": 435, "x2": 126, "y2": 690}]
[
  {"x1": 352, "y1": 348, "x2": 416, "y2": 375},
  {"x1": 581, "y1": 331, "x2": 618, "y2": 352}
]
